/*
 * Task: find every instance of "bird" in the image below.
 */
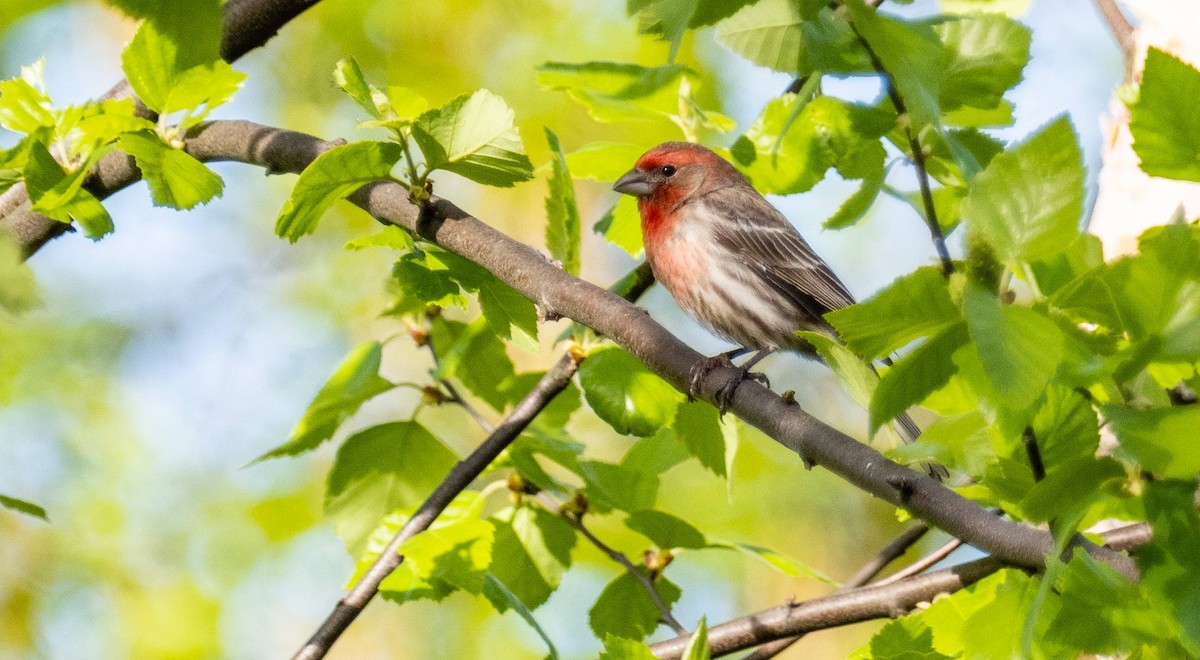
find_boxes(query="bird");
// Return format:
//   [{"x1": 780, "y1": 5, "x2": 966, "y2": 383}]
[{"x1": 612, "y1": 141, "x2": 928, "y2": 447}]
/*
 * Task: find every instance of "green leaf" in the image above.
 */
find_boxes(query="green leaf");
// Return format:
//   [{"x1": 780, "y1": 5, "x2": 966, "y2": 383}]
[
  {"x1": 333, "y1": 57, "x2": 385, "y2": 120},
  {"x1": 22, "y1": 143, "x2": 113, "y2": 238},
  {"x1": 580, "y1": 460, "x2": 660, "y2": 513},
  {"x1": 731, "y1": 95, "x2": 892, "y2": 195},
  {"x1": 826, "y1": 266, "x2": 961, "y2": 359},
  {"x1": 860, "y1": 618, "x2": 952, "y2": 660},
  {"x1": 536, "y1": 62, "x2": 692, "y2": 123},
  {"x1": 544, "y1": 129, "x2": 581, "y2": 276},
  {"x1": 825, "y1": 174, "x2": 884, "y2": 229},
  {"x1": 716, "y1": 1, "x2": 863, "y2": 74},
  {"x1": 578, "y1": 345, "x2": 683, "y2": 437},
  {"x1": 254, "y1": 342, "x2": 396, "y2": 461},
  {"x1": 1130, "y1": 49, "x2": 1200, "y2": 181},
  {"x1": 501, "y1": 372, "x2": 582, "y2": 430},
  {"x1": 621, "y1": 432, "x2": 691, "y2": 477},
  {"x1": 626, "y1": 510, "x2": 707, "y2": 550},
  {"x1": 798, "y1": 331, "x2": 878, "y2": 410},
  {"x1": 117, "y1": 130, "x2": 223, "y2": 209},
  {"x1": 601, "y1": 635, "x2": 657, "y2": 660},
  {"x1": 411, "y1": 89, "x2": 534, "y2": 187},
  {"x1": 1050, "y1": 553, "x2": 1172, "y2": 654},
  {"x1": 486, "y1": 505, "x2": 576, "y2": 611},
  {"x1": 889, "y1": 410, "x2": 993, "y2": 477},
  {"x1": 595, "y1": 196, "x2": 644, "y2": 257},
  {"x1": 160, "y1": 60, "x2": 246, "y2": 128},
  {"x1": 482, "y1": 574, "x2": 560, "y2": 659},
  {"x1": 0, "y1": 61, "x2": 54, "y2": 133},
  {"x1": 670, "y1": 402, "x2": 733, "y2": 477},
  {"x1": 118, "y1": 1, "x2": 224, "y2": 113},
  {"x1": 564, "y1": 142, "x2": 646, "y2": 181},
  {"x1": 387, "y1": 250, "x2": 468, "y2": 318},
  {"x1": 381, "y1": 517, "x2": 496, "y2": 601},
  {"x1": 0, "y1": 494, "x2": 48, "y2": 521},
  {"x1": 430, "y1": 317, "x2": 517, "y2": 412},
  {"x1": 847, "y1": 1, "x2": 944, "y2": 127},
  {"x1": 870, "y1": 322, "x2": 968, "y2": 435},
  {"x1": 324, "y1": 422, "x2": 458, "y2": 556},
  {"x1": 1029, "y1": 385, "x2": 1099, "y2": 468},
  {"x1": 1138, "y1": 481, "x2": 1200, "y2": 654},
  {"x1": 962, "y1": 116, "x2": 1085, "y2": 264},
  {"x1": 1019, "y1": 456, "x2": 1126, "y2": 523},
  {"x1": 1104, "y1": 405, "x2": 1200, "y2": 478},
  {"x1": 682, "y1": 617, "x2": 710, "y2": 660},
  {"x1": 589, "y1": 572, "x2": 681, "y2": 640},
  {"x1": 433, "y1": 251, "x2": 540, "y2": 352},
  {"x1": 718, "y1": 541, "x2": 835, "y2": 582},
  {"x1": 962, "y1": 285, "x2": 1064, "y2": 411},
  {"x1": 931, "y1": 14, "x2": 1031, "y2": 114},
  {"x1": 274, "y1": 141, "x2": 403, "y2": 242},
  {"x1": 344, "y1": 225, "x2": 415, "y2": 251}
]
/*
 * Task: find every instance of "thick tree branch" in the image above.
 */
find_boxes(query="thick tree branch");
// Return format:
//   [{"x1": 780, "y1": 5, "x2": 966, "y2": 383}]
[
  {"x1": 0, "y1": 0, "x2": 323, "y2": 256},
  {"x1": 1, "y1": 120, "x2": 1139, "y2": 586},
  {"x1": 651, "y1": 523, "x2": 1151, "y2": 659},
  {"x1": 743, "y1": 522, "x2": 934, "y2": 659}
]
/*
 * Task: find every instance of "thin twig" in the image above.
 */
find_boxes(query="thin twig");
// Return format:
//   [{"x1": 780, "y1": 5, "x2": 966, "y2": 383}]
[
  {"x1": 1023, "y1": 427, "x2": 1046, "y2": 482},
  {"x1": 846, "y1": 10, "x2": 954, "y2": 275},
  {"x1": 538, "y1": 493, "x2": 689, "y2": 637},
  {"x1": 872, "y1": 537, "x2": 964, "y2": 586},
  {"x1": 1093, "y1": 0, "x2": 1135, "y2": 58},
  {"x1": 844, "y1": 522, "x2": 932, "y2": 587}
]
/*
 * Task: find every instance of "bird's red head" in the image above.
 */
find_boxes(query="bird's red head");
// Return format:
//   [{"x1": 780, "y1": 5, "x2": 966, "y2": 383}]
[{"x1": 612, "y1": 142, "x2": 740, "y2": 209}]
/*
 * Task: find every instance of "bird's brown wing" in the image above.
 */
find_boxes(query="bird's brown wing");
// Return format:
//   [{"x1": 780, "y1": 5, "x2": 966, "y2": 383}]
[{"x1": 702, "y1": 186, "x2": 857, "y2": 317}]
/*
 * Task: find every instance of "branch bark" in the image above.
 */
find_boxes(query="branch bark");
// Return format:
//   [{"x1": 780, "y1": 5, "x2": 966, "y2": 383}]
[
  {"x1": 651, "y1": 522, "x2": 1152, "y2": 659},
  {"x1": 0, "y1": 120, "x2": 1139, "y2": 586}
]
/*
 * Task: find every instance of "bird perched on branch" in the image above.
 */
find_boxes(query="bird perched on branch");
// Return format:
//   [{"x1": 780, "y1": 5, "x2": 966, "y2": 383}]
[{"x1": 612, "y1": 141, "x2": 926, "y2": 445}]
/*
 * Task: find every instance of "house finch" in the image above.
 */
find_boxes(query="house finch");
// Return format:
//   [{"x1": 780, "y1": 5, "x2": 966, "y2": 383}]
[{"x1": 613, "y1": 141, "x2": 926, "y2": 445}]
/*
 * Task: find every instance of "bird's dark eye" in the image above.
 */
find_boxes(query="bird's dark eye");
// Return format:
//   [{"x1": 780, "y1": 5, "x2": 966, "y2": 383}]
[{"x1": 661, "y1": 165, "x2": 676, "y2": 177}]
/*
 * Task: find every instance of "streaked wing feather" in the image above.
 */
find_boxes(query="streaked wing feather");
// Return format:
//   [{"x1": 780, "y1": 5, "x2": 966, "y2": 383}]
[{"x1": 703, "y1": 188, "x2": 857, "y2": 315}]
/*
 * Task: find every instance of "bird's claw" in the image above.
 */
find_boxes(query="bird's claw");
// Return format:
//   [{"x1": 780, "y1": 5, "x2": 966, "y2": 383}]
[
  {"x1": 688, "y1": 354, "x2": 734, "y2": 402},
  {"x1": 689, "y1": 353, "x2": 770, "y2": 416}
]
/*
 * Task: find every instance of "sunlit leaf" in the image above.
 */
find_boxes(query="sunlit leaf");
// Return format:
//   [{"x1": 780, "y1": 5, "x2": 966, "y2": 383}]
[
  {"x1": 0, "y1": 494, "x2": 47, "y2": 521},
  {"x1": 962, "y1": 116, "x2": 1084, "y2": 264},
  {"x1": 1130, "y1": 49, "x2": 1200, "y2": 181},
  {"x1": 411, "y1": 89, "x2": 534, "y2": 187},
  {"x1": 486, "y1": 505, "x2": 575, "y2": 611},
  {"x1": 544, "y1": 128, "x2": 581, "y2": 276},
  {"x1": 325, "y1": 422, "x2": 458, "y2": 556},
  {"x1": 826, "y1": 266, "x2": 961, "y2": 360},
  {"x1": 625, "y1": 510, "x2": 707, "y2": 550},
  {"x1": 578, "y1": 346, "x2": 683, "y2": 437},
  {"x1": 254, "y1": 342, "x2": 396, "y2": 460},
  {"x1": 275, "y1": 140, "x2": 403, "y2": 242},
  {"x1": 847, "y1": 1, "x2": 944, "y2": 127},
  {"x1": 589, "y1": 571, "x2": 681, "y2": 640},
  {"x1": 963, "y1": 285, "x2": 1064, "y2": 411},
  {"x1": 595, "y1": 196, "x2": 644, "y2": 257},
  {"x1": 117, "y1": 130, "x2": 223, "y2": 209}
]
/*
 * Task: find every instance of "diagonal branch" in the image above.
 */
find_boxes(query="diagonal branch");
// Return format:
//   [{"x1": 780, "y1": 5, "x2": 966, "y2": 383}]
[
  {"x1": 2, "y1": 120, "x2": 1137, "y2": 583},
  {"x1": 293, "y1": 262, "x2": 655, "y2": 660},
  {"x1": 295, "y1": 352, "x2": 581, "y2": 660},
  {"x1": 651, "y1": 522, "x2": 1151, "y2": 659}
]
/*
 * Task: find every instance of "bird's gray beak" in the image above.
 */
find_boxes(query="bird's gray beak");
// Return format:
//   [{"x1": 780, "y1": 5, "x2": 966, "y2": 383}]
[{"x1": 612, "y1": 169, "x2": 654, "y2": 197}]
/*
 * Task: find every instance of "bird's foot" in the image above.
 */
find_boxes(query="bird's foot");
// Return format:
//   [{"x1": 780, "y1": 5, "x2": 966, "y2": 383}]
[
  {"x1": 688, "y1": 353, "x2": 735, "y2": 403},
  {"x1": 688, "y1": 350, "x2": 771, "y2": 416},
  {"x1": 714, "y1": 365, "x2": 769, "y2": 416}
]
